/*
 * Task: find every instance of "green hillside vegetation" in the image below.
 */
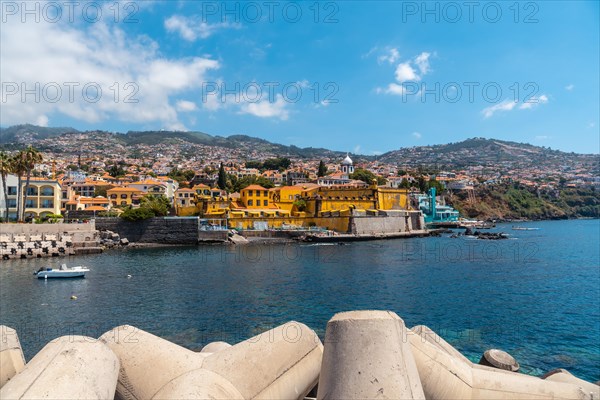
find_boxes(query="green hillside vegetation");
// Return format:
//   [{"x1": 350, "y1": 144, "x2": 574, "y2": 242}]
[{"x1": 447, "y1": 184, "x2": 599, "y2": 220}]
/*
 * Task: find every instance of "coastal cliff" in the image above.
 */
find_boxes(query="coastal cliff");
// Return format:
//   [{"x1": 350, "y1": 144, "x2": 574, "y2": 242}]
[{"x1": 447, "y1": 184, "x2": 599, "y2": 220}]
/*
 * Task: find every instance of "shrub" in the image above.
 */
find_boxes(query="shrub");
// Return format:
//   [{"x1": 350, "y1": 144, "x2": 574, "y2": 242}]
[{"x1": 120, "y1": 208, "x2": 155, "y2": 221}]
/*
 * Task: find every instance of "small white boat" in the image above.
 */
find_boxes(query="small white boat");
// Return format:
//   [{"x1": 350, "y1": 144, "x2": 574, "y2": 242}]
[{"x1": 35, "y1": 264, "x2": 90, "y2": 279}]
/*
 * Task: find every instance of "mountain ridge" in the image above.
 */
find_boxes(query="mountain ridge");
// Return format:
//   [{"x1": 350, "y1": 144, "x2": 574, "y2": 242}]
[{"x1": 0, "y1": 125, "x2": 598, "y2": 173}]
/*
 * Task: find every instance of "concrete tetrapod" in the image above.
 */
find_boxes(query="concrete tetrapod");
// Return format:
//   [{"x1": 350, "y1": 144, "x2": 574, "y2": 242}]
[
  {"x1": 542, "y1": 369, "x2": 600, "y2": 395},
  {"x1": 100, "y1": 322, "x2": 323, "y2": 400},
  {"x1": 200, "y1": 341, "x2": 232, "y2": 354},
  {"x1": 408, "y1": 325, "x2": 600, "y2": 400},
  {"x1": 317, "y1": 310, "x2": 425, "y2": 400},
  {"x1": 0, "y1": 335, "x2": 119, "y2": 400},
  {"x1": 0, "y1": 326, "x2": 26, "y2": 388}
]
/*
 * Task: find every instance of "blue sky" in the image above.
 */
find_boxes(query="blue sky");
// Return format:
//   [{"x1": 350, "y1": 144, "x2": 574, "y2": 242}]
[{"x1": 1, "y1": 0, "x2": 598, "y2": 154}]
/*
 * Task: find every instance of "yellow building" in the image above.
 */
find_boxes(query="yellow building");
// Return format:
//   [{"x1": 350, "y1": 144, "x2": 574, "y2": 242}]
[
  {"x1": 239, "y1": 185, "x2": 271, "y2": 209},
  {"x1": 174, "y1": 155, "x2": 413, "y2": 233},
  {"x1": 107, "y1": 187, "x2": 143, "y2": 207}
]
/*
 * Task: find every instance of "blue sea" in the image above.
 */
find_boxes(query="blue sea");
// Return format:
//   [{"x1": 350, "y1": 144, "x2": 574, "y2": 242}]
[{"x1": 1, "y1": 220, "x2": 599, "y2": 382}]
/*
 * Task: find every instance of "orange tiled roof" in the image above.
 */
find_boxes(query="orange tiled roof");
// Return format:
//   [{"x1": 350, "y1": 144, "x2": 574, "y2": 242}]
[
  {"x1": 242, "y1": 185, "x2": 267, "y2": 191},
  {"x1": 107, "y1": 187, "x2": 143, "y2": 193}
]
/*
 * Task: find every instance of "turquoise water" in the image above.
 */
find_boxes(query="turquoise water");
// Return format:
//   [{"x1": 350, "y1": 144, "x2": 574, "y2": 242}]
[{"x1": 1, "y1": 220, "x2": 599, "y2": 382}]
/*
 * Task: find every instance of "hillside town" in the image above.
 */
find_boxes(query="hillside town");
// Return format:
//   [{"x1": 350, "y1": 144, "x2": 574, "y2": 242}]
[{"x1": 0, "y1": 128, "x2": 599, "y2": 224}]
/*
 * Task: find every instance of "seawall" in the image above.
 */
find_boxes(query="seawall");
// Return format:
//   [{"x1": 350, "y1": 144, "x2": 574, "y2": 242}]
[
  {"x1": 95, "y1": 217, "x2": 203, "y2": 244},
  {"x1": 0, "y1": 222, "x2": 100, "y2": 260}
]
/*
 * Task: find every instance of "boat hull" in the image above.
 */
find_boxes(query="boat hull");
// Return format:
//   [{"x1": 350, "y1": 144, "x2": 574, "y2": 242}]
[{"x1": 36, "y1": 271, "x2": 87, "y2": 279}]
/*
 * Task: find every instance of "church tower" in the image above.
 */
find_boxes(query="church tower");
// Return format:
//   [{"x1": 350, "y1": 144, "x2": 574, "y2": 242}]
[{"x1": 341, "y1": 154, "x2": 354, "y2": 178}]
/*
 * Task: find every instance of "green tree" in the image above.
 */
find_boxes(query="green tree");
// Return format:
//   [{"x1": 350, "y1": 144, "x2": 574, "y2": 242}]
[
  {"x1": 399, "y1": 178, "x2": 410, "y2": 189},
  {"x1": 140, "y1": 194, "x2": 171, "y2": 216},
  {"x1": 107, "y1": 164, "x2": 126, "y2": 178},
  {"x1": 427, "y1": 178, "x2": 445, "y2": 193},
  {"x1": 350, "y1": 168, "x2": 386, "y2": 186},
  {"x1": 120, "y1": 207, "x2": 155, "y2": 221},
  {"x1": 293, "y1": 199, "x2": 307, "y2": 212},
  {"x1": 10, "y1": 153, "x2": 26, "y2": 223},
  {"x1": 317, "y1": 160, "x2": 327, "y2": 177},
  {"x1": 168, "y1": 168, "x2": 196, "y2": 185},
  {"x1": 217, "y1": 163, "x2": 227, "y2": 190},
  {"x1": 20, "y1": 146, "x2": 43, "y2": 222},
  {"x1": 245, "y1": 160, "x2": 262, "y2": 169},
  {"x1": 94, "y1": 186, "x2": 108, "y2": 198},
  {"x1": 417, "y1": 176, "x2": 428, "y2": 193},
  {"x1": 0, "y1": 152, "x2": 13, "y2": 220},
  {"x1": 262, "y1": 157, "x2": 291, "y2": 171}
]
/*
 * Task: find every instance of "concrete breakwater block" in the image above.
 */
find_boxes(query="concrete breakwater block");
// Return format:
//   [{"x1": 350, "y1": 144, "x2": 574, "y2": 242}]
[
  {"x1": 542, "y1": 369, "x2": 600, "y2": 394},
  {"x1": 0, "y1": 326, "x2": 26, "y2": 388},
  {"x1": 317, "y1": 311, "x2": 425, "y2": 400},
  {"x1": 100, "y1": 322, "x2": 323, "y2": 400},
  {"x1": 479, "y1": 348, "x2": 520, "y2": 372},
  {"x1": 407, "y1": 325, "x2": 600, "y2": 400},
  {"x1": 0, "y1": 335, "x2": 120, "y2": 400},
  {"x1": 200, "y1": 341, "x2": 232, "y2": 354}
]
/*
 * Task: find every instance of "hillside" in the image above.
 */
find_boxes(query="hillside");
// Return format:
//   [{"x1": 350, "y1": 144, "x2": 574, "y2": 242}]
[
  {"x1": 0, "y1": 126, "x2": 598, "y2": 174},
  {"x1": 0, "y1": 125, "x2": 344, "y2": 159},
  {"x1": 446, "y1": 184, "x2": 599, "y2": 220},
  {"x1": 379, "y1": 137, "x2": 599, "y2": 172}
]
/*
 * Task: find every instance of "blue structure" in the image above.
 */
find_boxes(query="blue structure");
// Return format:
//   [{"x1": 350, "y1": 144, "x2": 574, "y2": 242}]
[{"x1": 417, "y1": 188, "x2": 460, "y2": 223}]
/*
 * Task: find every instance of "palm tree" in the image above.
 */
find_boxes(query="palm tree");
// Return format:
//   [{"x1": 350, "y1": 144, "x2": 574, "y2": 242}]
[
  {"x1": 19, "y1": 146, "x2": 43, "y2": 222},
  {"x1": 0, "y1": 152, "x2": 13, "y2": 221},
  {"x1": 11, "y1": 152, "x2": 27, "y2": 222}
]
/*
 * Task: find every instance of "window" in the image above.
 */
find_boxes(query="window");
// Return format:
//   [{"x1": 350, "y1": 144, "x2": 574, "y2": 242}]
[
  {"x1": 121, "y1": 194, "x2": 127, "y2": 199},
  {"x1": 26, "y1": 187, "x2": 38, "y2": 196},
  {"x1": 41, "y1": 200, "x2": 54, "y2": 208},
  {"x1": 40, "y1": 187, "x2": 54, "y2": 196},
  {"x1": 121, "y1": 201, "x2": 127, "y2": 206},
  {"x1": 62, "y1": 191, "x2": 68, "y2": 199},
  {"x1": 8, "y1": 186, "x2": 17, "y2": 195},
  {"x1": 110, "y1": 194, "x2": 117, "y2": 199},
  {"x1": 263, "y1": 191, "x2": 268, "y2": 196},
  {"x1": 263, "y1": 200, "x2": 268, "y2": 206},
  {"x1": 248, "y1": 199, "x2": 253, "y2": 206},
  {"x1": 25, "y1": 199, "x2": 37, "y2": 208},
  {"x1": 248, "y1": 190, "x2": 253, "y2": 196},
  {"x1": 7, "y1": 199, "x2": 16, "y2": 208}
]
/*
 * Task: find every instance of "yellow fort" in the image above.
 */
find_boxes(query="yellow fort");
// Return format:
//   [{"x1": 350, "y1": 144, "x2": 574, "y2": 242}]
[{"x1": 176, "y1": 156, "x2": 423, "y2": 234}]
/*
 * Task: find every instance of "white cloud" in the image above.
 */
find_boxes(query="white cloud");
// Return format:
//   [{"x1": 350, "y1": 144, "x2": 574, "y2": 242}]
[
  {"x1": 36, "y1": 115, "x2": 49, "y2": 127},
  {"x1": 412, "y1": 132, "x2": 422, "y2": 139},
  {"x1": 240, "y1": 95, "x2": 289, "y2": 120},
  {"x1": 176, "y1": 100, "x2": 197, "y2": 112},
  {"x1": 565, "y1": 84, "x2": 574, "y2": 91},
  {"x1": 371, "y1": 150, "x2": 383, "y2": 155},
  {"x1": 0, "y1": 9, "x2": 220, "y2": 129},
  {"x1": 482, "y1": 100, "x2": 518, "y2": 118},
  {"x1": 354, "y1": 145, "x2": 361, "y2": 153},
  {"x1": 378, "y1": 48, "x2": 400, "y2": 65},
  {"x1": 588, "y1": 122, "x2": 596, "y2": 128},
  {"x1": 164, "y1": 15, "x2": 238, "y2": 41},
  {"x1": 395, "y1": 62, "x2": 419, "y2": 82},
  {"x1": 519, "y1": 94, "x2": 549, "y2": 110},
  {"x1": 378, "y1": 51, "x2": 433, "y2": 96},
  {"x1": 383, "y1": 83, "x2": 406, "y2": 96},
  {"x1": 535, "y1": 135, "x2": 549, "y2": 140},
  {"x1": 414, "y1": 52, "x2": 431, "y2": 75}
]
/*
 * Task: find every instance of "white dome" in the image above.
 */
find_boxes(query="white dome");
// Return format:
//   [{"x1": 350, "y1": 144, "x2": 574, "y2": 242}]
[{"x1": 342, "y1": 154, "x2": 353, "y2": 165}]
